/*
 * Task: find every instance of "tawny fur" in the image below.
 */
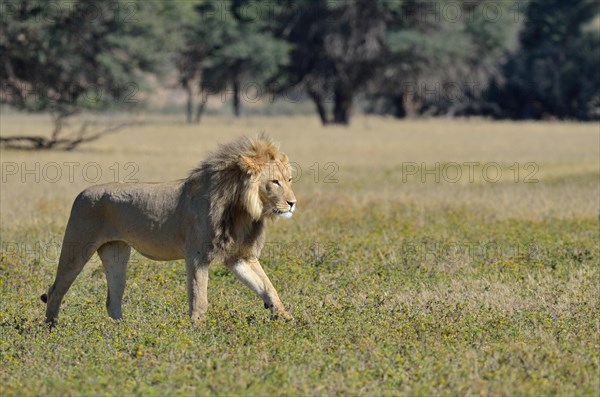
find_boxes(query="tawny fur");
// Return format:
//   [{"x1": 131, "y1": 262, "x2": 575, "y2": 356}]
[{"x1": 41, "y1": 136, "x2": 297, "y2": 324}]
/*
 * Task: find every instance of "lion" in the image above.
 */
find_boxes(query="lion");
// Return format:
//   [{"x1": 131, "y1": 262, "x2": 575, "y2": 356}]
[{"x1": 41, "y1": 136, "x2": 296, "y2": 324}]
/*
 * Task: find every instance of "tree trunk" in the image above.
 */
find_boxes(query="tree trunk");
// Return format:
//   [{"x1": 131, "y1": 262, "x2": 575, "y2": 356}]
[
  {"x1": 194, "y1": 97, "x2": 207, "y2": 123},
  {"x1": 307, "y1": 88, "x2": 329, "y2": 125},
  {"x1": 402, "y1": 90, "x2": 421, "y2": 119},
  {"x1": 184, "y1": 80, "x2": 194, "y2": 124},
  {"x1": 182, "y1": 69, "x2": 202, "y2": 123},
  {"x1": 233, "y1": 76, "x2": 241, "y2": 117},
  {"x1": 333, "y1": 84, "x2": 352, "y2": 125},
  {"x1": 393, "y1": 95, "x2": 406, "y2": 118},
  {"x1": 315, "y1": 99, "x2": 329, "y2": 126}
]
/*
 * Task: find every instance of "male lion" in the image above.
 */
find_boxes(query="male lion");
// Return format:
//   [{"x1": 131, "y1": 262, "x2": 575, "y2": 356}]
[{"x1": 41, "y1": 136, "x2": 296, "y2": 324}]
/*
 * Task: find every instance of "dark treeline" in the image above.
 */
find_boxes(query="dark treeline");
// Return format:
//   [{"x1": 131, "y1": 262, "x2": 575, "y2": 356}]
[{"x1": 1, "y1": 0, "x2": 599, "y2": 127}]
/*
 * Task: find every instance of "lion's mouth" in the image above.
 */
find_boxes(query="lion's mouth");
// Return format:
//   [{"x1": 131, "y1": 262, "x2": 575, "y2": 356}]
[{"x1": 272, "y1": 208, "x2": 293, "y2": 219}]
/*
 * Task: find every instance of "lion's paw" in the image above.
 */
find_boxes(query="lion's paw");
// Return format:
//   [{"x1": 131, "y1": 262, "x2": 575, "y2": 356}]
[
  {"x1": 190, "y1": 313, "x2": 207, "y2": 327},
  {"x1": 271, "y1": 309, "x2": 294, "y2": 322}
]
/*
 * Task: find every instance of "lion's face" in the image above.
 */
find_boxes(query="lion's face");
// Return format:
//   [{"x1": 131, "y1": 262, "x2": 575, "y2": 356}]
[{"x1": 258, "y1": 159, "x2": 296, "y2": 219}]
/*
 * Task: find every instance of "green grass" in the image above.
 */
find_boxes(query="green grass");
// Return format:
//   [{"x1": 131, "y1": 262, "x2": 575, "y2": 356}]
[
  {"x1": 2, "y1": 206, "x2": 598, "y2": 395},
  {"x1": 1, "y1": 115, "x2": 599, "y2": 395}
]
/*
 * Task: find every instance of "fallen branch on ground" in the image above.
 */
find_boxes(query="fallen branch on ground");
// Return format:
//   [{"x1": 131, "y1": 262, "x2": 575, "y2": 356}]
[{"x1": 0, "y1": 119, "x2": 140, "y2": 151}]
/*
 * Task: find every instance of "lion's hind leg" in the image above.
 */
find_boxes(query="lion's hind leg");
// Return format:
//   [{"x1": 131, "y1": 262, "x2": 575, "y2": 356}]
[
  {"x1": 43, "y1": 240, "x2": 101, "y2": 324},
  {"x1": 98, "y1": 241, "x2": 131, "y2": 320}
]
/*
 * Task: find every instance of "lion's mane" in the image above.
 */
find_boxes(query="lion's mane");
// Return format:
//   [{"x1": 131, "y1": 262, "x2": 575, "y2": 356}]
[{"x1": 186, "y1": 136, "x2": 283, "y2": 259}]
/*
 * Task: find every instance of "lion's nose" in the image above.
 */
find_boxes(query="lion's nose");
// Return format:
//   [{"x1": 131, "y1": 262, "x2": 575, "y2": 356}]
[{"x1": 287, "y1": 200, "x2": 296, "y2": 209}]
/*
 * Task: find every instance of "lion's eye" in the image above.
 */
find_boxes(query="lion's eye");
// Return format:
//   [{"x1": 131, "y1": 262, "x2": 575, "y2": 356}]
[
  {"x1": 288, "y1": 178, "x2": 292, "y2": 183},
  {"x1": 272, "y1": 180, "x2": 281, "y2": 186}
]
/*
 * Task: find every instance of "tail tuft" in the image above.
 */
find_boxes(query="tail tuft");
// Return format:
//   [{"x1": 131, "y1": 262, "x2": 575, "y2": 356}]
[{"x1": 40, "y1": 293, "x2": 48, "y2": 303}]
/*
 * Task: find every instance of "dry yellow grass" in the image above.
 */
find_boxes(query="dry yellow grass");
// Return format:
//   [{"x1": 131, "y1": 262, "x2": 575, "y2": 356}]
[{"x1": 1, "y1": 113, "x2": 598, "y2": 227}]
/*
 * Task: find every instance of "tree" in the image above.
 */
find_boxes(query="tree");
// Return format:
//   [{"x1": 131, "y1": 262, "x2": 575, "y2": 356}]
[
  {"x1": 176, "y1": 1, "x2": 208, "y2": 124},
  {"x1": 370, "y1": 0, "x2": 520, "y2": 118},
  {"x1": 279, "y1": 0, "x2": 388, "y2": 125},
  {"x1": 488, "y1": 0, "x2": 600, "y2": 119},
  {"x1": 0, "y1": 0, "x2": 182, "y2": 149},
  {"x1": 179, "y1": 0, "x2": 289, "y2": 120}
]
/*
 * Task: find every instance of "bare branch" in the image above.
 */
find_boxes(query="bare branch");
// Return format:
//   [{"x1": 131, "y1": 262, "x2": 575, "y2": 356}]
[
  {"x1": 1, "y1": 119, "x2": 140, "y2": 151},
  {"x1": 62, "y1": 122, "x2": 133, "y2": 151}
]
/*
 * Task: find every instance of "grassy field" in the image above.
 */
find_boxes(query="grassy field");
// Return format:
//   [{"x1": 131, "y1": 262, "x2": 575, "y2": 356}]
[{"x1": 1, "y1": 114, "x2": 598, "y2": 395}]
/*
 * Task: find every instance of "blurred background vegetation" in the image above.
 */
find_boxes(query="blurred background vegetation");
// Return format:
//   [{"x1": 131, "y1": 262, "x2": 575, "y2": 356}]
[{"x1": 1, "y1": 0, "x2": 599, "y2": 143}]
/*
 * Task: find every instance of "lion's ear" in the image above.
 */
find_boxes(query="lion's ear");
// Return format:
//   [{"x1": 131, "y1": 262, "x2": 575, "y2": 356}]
[
  {"x1": 279, "y1": 152, "x2": 289, "y2": 164},
  {"x1": 239, "y1": 155, "x2": 262, "y2": 175}
]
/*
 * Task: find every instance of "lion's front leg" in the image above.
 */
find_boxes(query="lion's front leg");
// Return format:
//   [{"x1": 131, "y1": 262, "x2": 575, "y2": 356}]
[
  {"x1": 185, "y1": 253, "x2": 209, "y2": 324},
  {"x1": 225, "y1": 257, "x2": 293, "y2": 320}
]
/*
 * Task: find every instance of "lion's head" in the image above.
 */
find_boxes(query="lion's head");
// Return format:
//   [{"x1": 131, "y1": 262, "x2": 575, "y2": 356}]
[
  {"x1": 188, "y1": 135, "x2": 297, "y2": 257},
  {"x1": 241, "y1": 149, "x2": 296, "y2": 220}
]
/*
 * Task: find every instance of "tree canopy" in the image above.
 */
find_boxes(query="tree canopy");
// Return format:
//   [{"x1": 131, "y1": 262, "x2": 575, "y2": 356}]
[
  {"x1": 1, "y1": 0, "x2": 598, "y2": 135},
  {"x1": 487, "y1": 0, "x2": 600, "y2": 120}
]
